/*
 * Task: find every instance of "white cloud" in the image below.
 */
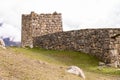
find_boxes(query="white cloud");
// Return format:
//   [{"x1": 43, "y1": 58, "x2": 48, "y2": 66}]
[
  {"x1": 0, "y1": 0, "x2": 120, "y2": 32},
  {"x1": 0, "y1": 23, "x2": 21, "y2": 42}
]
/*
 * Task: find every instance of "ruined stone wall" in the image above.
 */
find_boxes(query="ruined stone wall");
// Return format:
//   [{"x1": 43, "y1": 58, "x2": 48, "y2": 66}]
[
  {"x1": 21, "y1": 12, "x2": 63, "y2": 47},
  {"x1": 33, "y1": 29, "x2": 120, "y2": 67},
  {"x1": 21, "y1": 12, "x2": 120, "y2": 67}
]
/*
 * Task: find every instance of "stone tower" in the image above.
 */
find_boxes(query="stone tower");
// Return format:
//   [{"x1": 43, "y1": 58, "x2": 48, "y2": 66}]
[{"x1": 21, "y1": 12, "x2": 63, "y2": 47}]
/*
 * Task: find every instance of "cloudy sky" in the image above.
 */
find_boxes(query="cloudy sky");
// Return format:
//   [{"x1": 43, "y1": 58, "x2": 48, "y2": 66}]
[{"x1": 0, "y1": 0, "x2": 120, "y2": 41}]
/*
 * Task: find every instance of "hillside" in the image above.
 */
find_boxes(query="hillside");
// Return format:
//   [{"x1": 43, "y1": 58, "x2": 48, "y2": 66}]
[{"x1": 0, "y1": 47, "x2": 120, "y2": 80}]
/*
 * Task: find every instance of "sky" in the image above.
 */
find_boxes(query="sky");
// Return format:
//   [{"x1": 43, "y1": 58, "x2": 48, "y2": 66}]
[{"x1": 0, "y1": 0, "x2": 120, "y2": 41}]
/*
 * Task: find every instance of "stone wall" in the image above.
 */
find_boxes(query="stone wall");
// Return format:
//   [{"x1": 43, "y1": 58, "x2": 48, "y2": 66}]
[
  {"x1": 33, "y1": 29, "x2": 120, "y2": 67},
  {"x1": 21, "y1": 12, "x2": 120, "y2": 67},
  {"x1": 21, "y1": 12, "x2": 63, "y2": 47}
]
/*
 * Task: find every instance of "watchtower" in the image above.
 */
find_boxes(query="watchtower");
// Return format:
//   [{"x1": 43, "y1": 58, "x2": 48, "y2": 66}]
[{"x1": 21, "y1": 12, "x2": 63, "y2": 47}]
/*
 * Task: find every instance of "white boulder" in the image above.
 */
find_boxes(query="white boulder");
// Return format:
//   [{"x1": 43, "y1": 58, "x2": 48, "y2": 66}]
[
  {"x1": 67, "y1": 66, "x2": 85, "y2": 79},
  {"x1": 0, "y1": 39, "x2": 6, "y2": 49}
]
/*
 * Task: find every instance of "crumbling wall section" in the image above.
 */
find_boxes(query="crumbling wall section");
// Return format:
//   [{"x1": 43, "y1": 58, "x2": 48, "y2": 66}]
[{"x1": 33, "y1": 29, "x2": 120, "y2": 67}]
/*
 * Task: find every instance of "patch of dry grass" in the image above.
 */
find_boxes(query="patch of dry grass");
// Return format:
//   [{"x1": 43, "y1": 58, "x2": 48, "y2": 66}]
[{"x1": 0, "y1": 48, "x2": 82, "y2": 80}]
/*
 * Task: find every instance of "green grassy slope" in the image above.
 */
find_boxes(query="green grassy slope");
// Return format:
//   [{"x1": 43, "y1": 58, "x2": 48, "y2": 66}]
[{"x1": 12, "y1": 47, "x2": 120, "y2": 75}]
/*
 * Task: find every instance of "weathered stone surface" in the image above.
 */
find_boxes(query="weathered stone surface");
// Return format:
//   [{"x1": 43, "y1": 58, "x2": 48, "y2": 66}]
[{"x1": 99, "y1": 62, "x2": 105, "y2": 66}]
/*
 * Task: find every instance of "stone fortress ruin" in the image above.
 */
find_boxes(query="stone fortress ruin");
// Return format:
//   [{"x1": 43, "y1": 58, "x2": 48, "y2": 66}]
[{"x1": 22, "y1": 12, "x2": 120, "y2": 67}]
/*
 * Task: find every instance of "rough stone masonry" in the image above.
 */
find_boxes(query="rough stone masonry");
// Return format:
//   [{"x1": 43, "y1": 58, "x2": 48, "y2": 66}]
[{"x1": 22, "y1": 12, "x2": 120, "y2": 67}]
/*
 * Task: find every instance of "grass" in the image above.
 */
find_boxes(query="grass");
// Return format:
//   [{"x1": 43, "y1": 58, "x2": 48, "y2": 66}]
[{"x1": 11, "y1": 47, "x2": 120, "y2": 76}]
